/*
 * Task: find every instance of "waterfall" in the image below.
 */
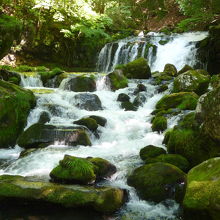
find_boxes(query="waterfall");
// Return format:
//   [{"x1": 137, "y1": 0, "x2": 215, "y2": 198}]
[
  {"x1": 97, "y1": 32, "x2": 208, "y2": 73},
  {"x1": 20, "y1": 74, "x2": 43, "y2": 87}
]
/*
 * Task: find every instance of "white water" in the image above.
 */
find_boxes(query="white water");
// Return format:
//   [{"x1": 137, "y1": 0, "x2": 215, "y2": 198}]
[
  {"x1": 97, "y1": 32, "x2": 208, "y2": 73},
  {"x1": 0, "y1": 32, "x2": 208, "y2": 219}
]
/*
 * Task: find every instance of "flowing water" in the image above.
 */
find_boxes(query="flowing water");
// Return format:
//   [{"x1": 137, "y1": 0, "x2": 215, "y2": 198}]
[{"x1": 0, "y1": 32, "x2": 208, "y2": 219}]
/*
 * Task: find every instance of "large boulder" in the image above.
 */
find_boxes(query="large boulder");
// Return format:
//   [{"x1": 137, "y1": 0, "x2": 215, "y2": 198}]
[
  {"x1": 156, "y1": 92, "x2": 199, "y2": 111},
  {"x1": 0, "y1": 175, "x2": 125, "y2": 213},
  {"x1": 0, "y1": 80, "x2": 36, "y2": 148},
  {"x1": 62, "y1": 75, "x2": 96, "y2": 92},
  {"x1": 107, "y1": 70, "x2": 128, "y2": 91},
  {"x1": 74, "y1": 93, "x2": 102, "y2": 111},
  {"x1": 17, "y1": 123, "x2": 92, "y2": 149},
  {"x1": 173, "y1": 70, "x2": 210, "y2": 95},
  {"x1": 139, "y1": 145, "x2": 166, "y2": 161},
  {"x1": 0, "y1": 15, "x2": 22, "y2": 59},
  {"x1": 196, "y1": 86, "x2": 220, "y2": 143},
  {"x1": 73, "y1": 117, "x2": 98, "y2": 131},
  {"x1": 163, "y1": 64, "x2": 177, "y2": 76},
  {"x1": 127, "y1": 162, "x2": 186, "y2": 203},
  {"x1": 116, "y1": 58, "x2": 151, "y2": 79},
  {"x1": 183, "y1": 158, "x2": 220, "y2": 220}
]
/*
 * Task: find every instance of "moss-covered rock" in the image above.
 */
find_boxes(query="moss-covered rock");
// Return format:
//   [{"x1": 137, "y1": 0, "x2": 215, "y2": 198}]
[
  {"x1": 50, "y1": 155, "x2": 96, "y2": 184},
  {"x1": 173, "y1": 70, "x2": 210, "y2": 95},
  {"x1": 133, "y1": 83, "x2": 147, "y2": 94},
  {"x1": 156, "y1": 92, "x2": 199, "y2": 111},
  {"x1": 210, "y1": 74, "x2": 220, "y2": 89},
  {"x1": 74, "y1": 117, "x2": 98, "y2": 131},
  {"x1": 158, "y1": 84, "x2": 169, "y2": 93},
  {"x1": 127, "y1": 162, "x2": 186, "y2": 202},
  {"x1": 151, "y1": 116, "x2": 167, "y2": 133},
  {"x1": 17, "y1": 123, "x2": 92, "y2": 149},
  {"x1": 121, "y1": 101, "x2": 137, "y2": 111},
  {"x1": 139, "y1": 145, "x2": 166, "y2": 161},
  {"x1": 0, "y1": 80, "x2": 36, "y2": 148},
  {"x1": 196, "y1": 86, "x2": 220, "y2": 143},
  {"x1": 0, "y1": 175, "x2": 125, "y2": 213},
  {"x1": 163, "y1": 64, "x2": 177, "y2": 76},
  {"x1": 152, "y1": 72, "x2": 173, "y2": 85},
  {"x1": 0, "y1": 14, "x2": 22, "y2": 59},
  {"x1": 0, "y1": 69, "x2": 21, "y2": 85},
  {"x1": 117, "y1": 93, "x2": 130, "y2": 102},
  {"x1": 178, "y1": 65, "x2": 193, "y2": 75},
  {"x1": 145, "y1": 154, "x2": 190, "y2": 172},
  {"x1": 63, "y1": 74, "x2": 96, "y2": 92},
  {"x1": 116, "y1": 58, "x2": 151, "y2": 79},
  {"x1": 107, "y1": 70, "x2": 128, "y2": 91},
  {"x1": 87, "y1": 115, "x2": 107, "y2": 127},
  {"x1": 183, "y1": 158, "x2": 220, "y2": 220}
]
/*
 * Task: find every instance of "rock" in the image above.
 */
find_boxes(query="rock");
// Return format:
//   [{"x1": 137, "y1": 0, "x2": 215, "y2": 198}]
[
  {"x1": 133, "y1": 93, "x2": 146, "y2": 107},
  {"x1": 0, "y1": 69, "x2": 21, "y2": 85},
  {"x1": 173, "y1": 70, "x2": 210, "y2": 95},
  {"x1": 145, "y1": 154, "x2": 190, "y2": 172},
  {"x1": 107, "y1": 70, "x2": 128, "y2": 91},
  {"x1": 163, "y1": 64, "x2": 177, "y2": 76},
  {"x1": 0, "y1": 80, "x2": 36, "y2": 148},
  {"x1": 87, "y1": 157, "x2": 117, "y2": 179},
  {"x1": 139, "y1": 145, "x2": 166, "y2": 161},
  {"x1": 116, "y1": 58, "x2": 151, "y2": 79},
  {"x1": 50, "y1": 155, "x2": 96, "y2": 184},
  {"x1": 166, "y1": 112, "x2": 220, "y2": 167},
  {"x1": 74, "y1": 93, "x2": 102, "y2": 111},
  {"x1": 0, "y1": 175, "x2": 125, "y2": 213},
  {"x1": 74, "y1": 117, "x2": 98, "y2": 131},
  {"x1": 87, "y1": 115, "x2": 107, "y2": 127},
  {"x1": 178, "y1": 65, "x2": 193, "y2": 75},
  {"x1": 127, "y1": 162, "x2": 186, "y2": 203},
  {"x1": 19, "y1": 148, "x2": 37, "y2": 158},
  {"x1": 183, "y1": 158, "x2": 220, "y2": 220},
  {"x1": 133, "y1": 83, "x2": 147, "y2": 94},
  {"x1": 121, "y1": 102, "x2": 137, "y2": 111},
  {"x1": 195, "y1": 86, "x2": 220, "y2": 143},
  {"x1": 151, "y1": 116, "x2": 167, "y2": 133},
  {"x1": 158, "y1": 84, "x2": 169, "y2": 93},
  {"x1": 117, "y1": 93, "x2": 130, "y2": 102},
  {"x1": 210, "y1": 74, "x2": 220, "y2": 89},
  {"x1": 17, "y1": 123, "x2": 92, "y2": 149},
  {"x1": 63, "y1": 75, "x2": 96, "y2": 92},
  {"x1": 156, "y1": 92, "x2": 199, "y2": 111},
  {"x1": 38, "y1": 111, "x2": 50, "y2": 124}
]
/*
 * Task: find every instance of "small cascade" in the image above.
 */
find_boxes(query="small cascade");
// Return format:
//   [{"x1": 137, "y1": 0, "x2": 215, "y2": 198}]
[
  {"x1": 20, "y1": 74, "x2": 43, "y2": 88},
  {"x1": 96, "y1": 75, "x2": 111, "y2": 91},
  {"x1": 97, "y1": 32, "x2": 208, "y2": 73}
]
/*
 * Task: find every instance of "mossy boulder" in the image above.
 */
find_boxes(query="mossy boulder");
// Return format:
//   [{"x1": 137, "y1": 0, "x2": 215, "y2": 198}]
[
  {"x1": 0, "y1": 80, "x2": 36, "y2": 148},
  {"x1": 0, "y1": 69, "x2": 21, "y2": 85},
  {"x1": 107, "y1": 69, "x2": 128, "y2": 91},
  {"x1": 116, "y1": 58, "x2": 151, "y2": 79},
  {"x1": 178, "y1": 65, "x2": 193, "y2": 75},
  {"x1": 127, "y1": 162, "x2": 186, "y2": 203},
  {"x1": 151, "y1": 115, "x2": 167, "y2": 133},
  {"x1": 183, "y1": 158, "x2": 220, "y2": 220},
  {"x1": 158, "y1": 84, "x2": 169, "y2": 93},
  {"x1": 163, "y1": 64, "x2": 177, "y2": 76},
  {"x1": 63, "y1": 75, "x2": 96, "y2": 92},
  {"x1": 166, "y1": 113, "x2": 220, "y2": 167},
  {"x1": 87, "y1": 115, "x2": 107, "y2": 127},
  {"x1": 0, "y1": 14, "x2": 22, "y2": 59},
  {"x1": 152, "y1": 72, "x2": 173, "y2": 85},
  {"x1": 0, "y1": 175, "x2": 125, "y2": 213},
  {"x1": 139, "y1": 145, "x2": 166, "y2": 161},
  {"x1": 133, "y1": 83, "x2": 147, "y2": 94},
  {"x1": 156, "y1": 92, "x2": 199, "y2": 111},
  {"x1": 74, "y1": 93, "x2": 102, "y2": 111},
  {"x1": 50, "y1": 155, "x2": 96, "y2": 184},
  {"x1": 210, "y1": 74, "x2": 220, "y2": 89},
  {"x1": 196, "y1": 86, "x2": 220, "y2": 143},
  {"x1": 74, "y1": 117, "x2": 98, "y2": 131},
  {"x1": 173, "y1": 70, "x2": 210, "y2": 95},
  {"x1": 117, "y1": 93, "x2": 130, "y2": 102},
  {"x1": 121, "y1": 101, "x2": 137, "y2": 111},
  {"x1": 17, "y1": 123, "x2": 92, "y2": 149},
  {"x1": 145, "y1": 154, "x2": 190, "y2": 172}
]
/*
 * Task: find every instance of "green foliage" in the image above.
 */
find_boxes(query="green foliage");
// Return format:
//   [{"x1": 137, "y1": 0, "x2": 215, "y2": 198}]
[{"x1": 15, "y1": 65, "x2": 34, "y2": 72}]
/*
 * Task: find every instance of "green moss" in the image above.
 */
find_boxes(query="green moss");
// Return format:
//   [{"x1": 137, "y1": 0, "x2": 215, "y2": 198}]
[
  {"x1": 210, "y1": 74, "x2": 220, "y2": 89},
  {"x1": 107, "y1": 70, "x2": 128, "y2": 91},
  {"x1": 163, "y1": 64, "x2": 177, "y2": 76},
  {"x1": 88, "y1": 115, "x2": 107, "y2": 127},
  {"x1": 151, "y1": 116, "x2": 167, "y2": 133},
  {"x1": 139, "y1": 145, "x2": 166, "y2": 161},
  {"x1": 15, "y1": 65, "x2": 34, "y2": 72},
  {"x1": 74, "y1": 118, "x2": 98, "y2": 131},
  {"x1": 178, "y1": 65, "x2": 193, "y2": 75}
]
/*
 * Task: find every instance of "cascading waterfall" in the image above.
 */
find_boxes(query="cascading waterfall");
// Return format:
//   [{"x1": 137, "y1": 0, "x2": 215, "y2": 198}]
[
  {"x1": 97, "y1": 32, "x2": 208, "y2": 73},
  {"x1": 0, "y1": 32, "x2": 208, "y2": 219}
]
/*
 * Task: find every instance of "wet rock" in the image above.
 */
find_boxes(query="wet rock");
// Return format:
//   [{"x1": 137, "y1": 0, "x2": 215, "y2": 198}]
[
  {"x1": 127, "y1": 162, "x2": 186, "y2": 203},
  {"x1": 0, "y1": 80, "x2": 36, "y2": 148},
  {"x1": 133, "y1": 83, "x2": 147, "y2": 95},
  {"x1": 107, "y1": 69, "x2": 128, "y2": 91},
  {"x1": 173, "y1": 70, "x2": 210, "y2": 95},
  {"x1": 140, "y1": 145, "x2": 166, "y2": 161},
  {"x1": 73, "y1": 117, "x2": 98, "y2": 131},
  {"x1": 116, "y1": 57, "x2": 151, "y2": 79},
  {"x1": 151, "y1": 115, "x2": 167, "y2": 133},
  {"x1": 0, "y1": 69, "x2": 21, "y2": 85},
  {"x1": 177, "y1": 65, "x2": 193, "y2": 75},
  {"x1": 87, "y1": 115, "x2": 107, "y2": 127},
  {"x1": 0, "y1": 175, "x2": 125, "y2": 213},
  {"x1": 38, "y1": 111, "x2": 50, "y2": 124},
  {"x1": 121, "y1": 101, "x2": 137, "y2": 111},
  {"x1": 163, "y1": 64, "x2": 177, "y2": 77},
  {"x1": 63, "y1": 75, "x2": 96, "y2": 92},
  {"x1": 117, "y1": 93, "x2": 130, "y2": 102},
  {"x1": 74, "y1": 93, "x2": 102, "y2": 111},
  {"x1": 183, "y1": 158, "x2": 220, "y2": 220},
  {"x1": 157, "y1": 84, "x2": 169, "y2": 93},
  {"x1": 17, "y1": 123, "x2": 92, "y2": 149},
  {"x1": 133, "y1": 93, "x2": 146, "y2": 107}
]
